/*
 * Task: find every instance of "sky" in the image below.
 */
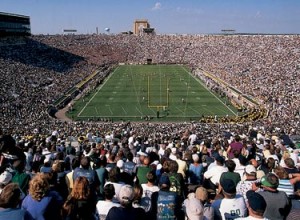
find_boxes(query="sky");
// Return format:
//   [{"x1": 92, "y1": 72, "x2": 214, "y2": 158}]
[{"x1": 1, "y1": 0, "x2": 300, "y2": 35}]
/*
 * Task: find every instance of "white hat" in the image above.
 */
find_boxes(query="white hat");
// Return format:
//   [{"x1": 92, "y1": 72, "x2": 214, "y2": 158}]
[
  {"x1": 245, "y1": 165, "x2": 256, "y2": 175},
  {"x1": 118, "y1": 185, "x2": 134, "y2": 203},
  {"x1": 0, "y1": 171, "x2": 12, "y2": 185}
]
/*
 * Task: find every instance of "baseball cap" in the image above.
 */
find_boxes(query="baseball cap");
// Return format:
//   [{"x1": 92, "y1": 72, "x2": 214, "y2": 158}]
[
  {"x1": 261, "y1": 173, "x2": 279, "y2": 189},
  {"x1": 245, "y1": 165, "x2": 256, "y2": 175},
  {"x1": 118, "y1": 185, "x2": 134, "y2": 203},
  {"x1": 246, "y1": 190, "x2": 267, "y2": 214},
  {"x1": 220, "y1": 178, "x2": 236, "y2": 194}
]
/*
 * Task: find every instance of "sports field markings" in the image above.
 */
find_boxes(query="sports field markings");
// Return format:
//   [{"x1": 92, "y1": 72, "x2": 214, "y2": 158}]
[
  {"x1": 135, "y1": 107, "x2": 143, "y2": 116},
  {"x1": 189, "y1": 107, "x2": 202, "y2": 115},
  {"x1": 175, "y1": 106, "x2": 185, "y2": 114},
  {"x1": 108, "y1": 106, "x2": 113, "y2": 115},
  {"x1": 121, "y1": 106, "x2": 127, "y2": 115},
  {"x1": 129, "y1": 66, "x2": 145, "y2": 116},
  {"x1": 180, "y1": 66, "x2": 238, "y2": 116},
  {"x1": 77, "y1": 67, "x2": 118, "y2": 117}
]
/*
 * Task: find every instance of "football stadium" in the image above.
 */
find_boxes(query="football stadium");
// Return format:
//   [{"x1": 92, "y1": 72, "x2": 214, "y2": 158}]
[
  {"x1": 68, "y1": 64, "x2": 238, "y2": 122},
  {"x1": 1, "y1": 3, "x2": 300, "y2": 220}
]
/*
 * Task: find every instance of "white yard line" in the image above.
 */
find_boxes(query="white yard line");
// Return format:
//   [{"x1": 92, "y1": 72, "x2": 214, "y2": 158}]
[
  {"x1": 189, "y1": 107, "x2": 202, "y2": 115},
  {"x1": 108, "y1": 106, "x2": 113, "y2": 115},
  {"x1": 121, "y1": 106, "x2": 127, "y2": 115},
  {"x1": 77, "y1": 67, "x2": 119, "y2": 117},
  {"x1": 135, "y1": 107, "x2": 143, "y2": 116},
  {"x1": 180, "y1": 66, "x2": 238, "y2": 116},
  {"x1": 175, "y1": 106, "x2": 185, "y2": 114}
]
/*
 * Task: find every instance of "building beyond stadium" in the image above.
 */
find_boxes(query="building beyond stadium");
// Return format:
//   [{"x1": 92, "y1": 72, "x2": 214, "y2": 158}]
[{"x1": 0, "y1": 12, "x2": 31, "y2": 36}]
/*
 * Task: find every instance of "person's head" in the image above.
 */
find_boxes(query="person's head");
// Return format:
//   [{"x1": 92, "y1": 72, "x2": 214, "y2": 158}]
[
  {"x1": 133, "y1": 184, "x2": 143, "y2": 203},
  {"x1": 104, "y1": 184, "x2": 115, "y2": 200},
  {"x1": 192, "y1": 154, "x2": 199, "y2": 163},
  {"x1": 266, "y1": 157, "x2": 276, "y2": 170},
  {"x1": 118, "y1": 185, "x2": 134, "y2": 207},
  {"x1": 146, "y1": 171, "x2": 157, "y2": 184},
  {"x1": 168, "y1": 160, "x2": 179, "y2": 173},
  {"x1": 80, "y1": 156, "x2": 91, "y2": 169},
  {"x1": 0, "y1": 183, "x2": 22, "y2": 208},
  {"x1": 284, "y1": 158, "x2": 295, "y2": 168},
  {"x1": 108, "y1": 167, "x2": 120, "y2": 183},
  {"x1": 29, "y1": 173, "x2": 50, "y2": 201},
  {"x1": 244, "y1": 165, "x2": 257, "y2": 178},
  {"x1": 195, "y1": 186, "x2": 208, "y2": 203},
  {"x1": 71, "y1": 157, "x2": 80, "y2": 170},
  {"x1": 71, "y1": 176, "x2": 90, "y2": 200},
  {"x1": 126, "y1": 152, "x2": 133, "y2": 161},
  {"x1": 159, "y1": 175, "x2": 171, "y2": 190},
  {"x1": 273, "y1": 166, "x2": 289, "y2": 179},
  {"x1": 225, "y1": 160, "x2": 236, "y2": 172},
  {"x1": 13, "y1": 159, "x2": 25, "y2": 172},
  {"x1": 220, "y1": 178, "x2": 236, "y2": 198},
  {"x1": 246, "y1": 190, "x2": 267, "y2": 217},
  {"x1": 215, "y1": 155, "x2": 225, "y2": 166},
  {"x1": 260, "y1": 173, "x2": 279, "y2": 190}
]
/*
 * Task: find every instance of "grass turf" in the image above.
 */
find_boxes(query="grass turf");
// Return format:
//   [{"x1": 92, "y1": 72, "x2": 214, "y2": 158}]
[{"x1": 68, "y1": 64, "x2": 238, "y2": 122}]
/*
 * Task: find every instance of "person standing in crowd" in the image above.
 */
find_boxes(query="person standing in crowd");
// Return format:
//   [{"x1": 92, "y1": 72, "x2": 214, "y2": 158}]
[
  {"x1": 203, "y1": 156, "x2": 228, "y2": 191},
  {"x1": 212, "y1": 178, "x2": 247, "y2": 220},
  {"x1": 73, "y1": 156, "x2": 100, "y2": 192},
  {"x1": 62, "y1": 176, "x2": 97, "y2": 220},
  {"x1": 236, "y1": 165, "x2": 259, "y2": 200},
  {"x1": 106, "y1": 184, "x2": 146, "y2": 220},
  {"x1": 93, "y1": 156, "x2": 108, "y2": 200},
  {"x1": 183, "y1": 192, "x2": 204, "y2": 220},
  {"x1": 254, "y1": 173, "x2": 291, "y2": 220},
  {"x1": 11, "y1": 159, "x2": 31, "y2": 195},
  {"x1": 227, "y1": 135, "x2": 243, "y2": 159},
  {"x1": 188, "y1": 154, "x2": 204, "y2": 185},
  {"x1": 149, "y1": 175, "x2": 184, "y2": 220},
  {"x1": 0, "y1": 183, "x2": 33, "y2": 220},
  {"x1": 220, "y1": 159, "x2": 241, "y2": 187},
  {"x1": 22, "y1": 173, "x2": 63, "y2": 220},
  {"x1": 96, "y1": 184, "x2": 120, "y2": 220},
  {"x1": 235, "y1": 190, "x2": 267, "y2": 220}
]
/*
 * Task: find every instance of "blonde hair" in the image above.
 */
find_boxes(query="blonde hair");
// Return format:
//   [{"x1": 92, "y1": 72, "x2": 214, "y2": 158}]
[{"x1": 29, "y1": 173, "x2": 50, "y2": 201}]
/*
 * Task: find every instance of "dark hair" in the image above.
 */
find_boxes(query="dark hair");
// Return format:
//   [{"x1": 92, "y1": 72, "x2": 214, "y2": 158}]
[
  {"x1": 104, "y1": 184, "x2": 115, "y2": 200},
  {"x1": 169, "y1": 160, "x2": 179, "y2": 173},
  {"x1": 108, "y1": 167, "x2": 120, "y2": 183},
  {"x1": 127, "y1": 152, "x2": 133, "y2": 161},
  {"x1": 225, "y1": 160, "x2": 236, "y2": 172},
  {"x1": 80, "y1": 156, "x2": 90, "y2": 169},
  {"x1": 146, "y1": 171, "x2": 157, "y2": 183}
]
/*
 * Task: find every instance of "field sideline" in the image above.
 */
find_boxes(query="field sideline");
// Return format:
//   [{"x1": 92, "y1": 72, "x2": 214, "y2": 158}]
[{"x1": 68, "y1": 64, "x2": 238, "y2": 122}]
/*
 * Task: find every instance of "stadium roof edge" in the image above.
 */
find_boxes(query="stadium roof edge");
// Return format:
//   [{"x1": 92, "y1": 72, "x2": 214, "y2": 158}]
[{"x1": 0, "y1": 11, "x2": 30, "y2": 19}]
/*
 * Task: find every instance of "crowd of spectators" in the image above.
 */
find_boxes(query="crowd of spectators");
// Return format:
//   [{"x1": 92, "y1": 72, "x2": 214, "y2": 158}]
[{"x1": 0, "y1": 33, "x2": 300, "y2": 219}]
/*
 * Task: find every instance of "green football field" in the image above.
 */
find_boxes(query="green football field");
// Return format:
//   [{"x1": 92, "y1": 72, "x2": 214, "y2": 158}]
[{"x1": 68, "y1": 65, "x2": 238, "y2": 122}]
